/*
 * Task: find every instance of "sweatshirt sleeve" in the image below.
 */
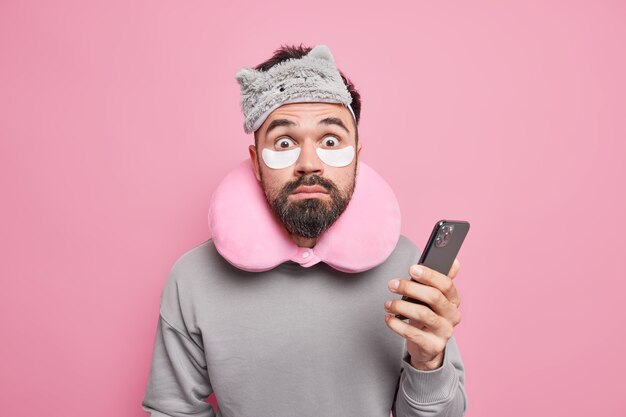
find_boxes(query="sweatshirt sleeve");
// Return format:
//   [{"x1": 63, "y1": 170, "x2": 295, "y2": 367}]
[
  {"x1": 141, "y1": 264, "x2": 218, "y2": 417},
  {"x1": 392, "y1": 335, "x2": 468, "y2": 417}
]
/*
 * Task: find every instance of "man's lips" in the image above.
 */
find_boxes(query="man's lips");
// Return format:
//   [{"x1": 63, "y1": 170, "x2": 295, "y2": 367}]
[
  {"x1": 292, "y1": 185, "x2": 328, "y2": 194},
  {"x1": 290, "y1": 185, "x2": 330, "y2": 200}
]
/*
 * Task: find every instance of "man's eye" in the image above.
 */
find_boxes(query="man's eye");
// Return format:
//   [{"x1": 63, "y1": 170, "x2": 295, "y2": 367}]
[
  {"x1": 275, "y1": 138, "x2": 296, "y2": 149},
  {"x1": 322, "y1": 136, "x2": 339, "y2": 147}
]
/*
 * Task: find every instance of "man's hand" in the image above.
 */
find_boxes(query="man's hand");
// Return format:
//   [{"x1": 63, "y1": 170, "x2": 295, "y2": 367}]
[{"x1": 384, "y1": 259, "x2": 462, "y2": 371}]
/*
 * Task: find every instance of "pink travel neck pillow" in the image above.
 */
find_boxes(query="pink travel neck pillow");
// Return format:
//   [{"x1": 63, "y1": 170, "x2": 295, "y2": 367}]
[{"x1": 208, "y1": 159, "x2": 401, "y2": 273}]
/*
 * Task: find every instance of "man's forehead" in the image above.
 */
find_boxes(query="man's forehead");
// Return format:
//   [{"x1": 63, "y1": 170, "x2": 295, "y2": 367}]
[{"x1": 261, "y1": 102, "x2": 352, "y2": 132}]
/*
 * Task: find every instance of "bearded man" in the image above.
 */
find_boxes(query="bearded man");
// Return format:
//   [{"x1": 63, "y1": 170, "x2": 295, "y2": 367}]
[{"x1": 141, "y1": 44, "x2": 468, "y2": 417}]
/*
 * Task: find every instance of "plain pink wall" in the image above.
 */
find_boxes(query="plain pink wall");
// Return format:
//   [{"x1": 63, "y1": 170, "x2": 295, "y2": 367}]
[{"x1": 1, "y1": 0, "x2": 625, "y2": 415}]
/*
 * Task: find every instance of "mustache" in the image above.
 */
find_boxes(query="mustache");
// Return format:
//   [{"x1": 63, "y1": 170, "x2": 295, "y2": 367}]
[{"x1": 282, "y1": 175, "x2": 337, "y2": 195}]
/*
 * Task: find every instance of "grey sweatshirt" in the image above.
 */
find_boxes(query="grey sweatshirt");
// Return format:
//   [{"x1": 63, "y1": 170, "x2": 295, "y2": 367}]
[{"x1": 141, "y1": 235, "x2": 467, "y2": 417}]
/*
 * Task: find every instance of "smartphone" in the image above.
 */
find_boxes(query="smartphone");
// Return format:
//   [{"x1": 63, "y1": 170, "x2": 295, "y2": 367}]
[{"x1": 394, "y1": 220, "x2": 470, "y2": 321}]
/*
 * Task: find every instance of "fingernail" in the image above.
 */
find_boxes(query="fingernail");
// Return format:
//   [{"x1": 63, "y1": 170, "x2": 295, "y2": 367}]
[
  {"x1": 384, "y1": 300, "x2": 392, "y2": 310},
  {"x1": 411, "y1": 265, "x2": 423, "y2": 276},
  {"x1": 388, "y1": 279, "x2": 400, "y2": 291}
]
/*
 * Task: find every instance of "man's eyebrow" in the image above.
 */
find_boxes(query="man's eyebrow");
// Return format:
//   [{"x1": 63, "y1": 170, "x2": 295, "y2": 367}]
[
  {"x1": 265, "y1": 119, "x2": 297, "y2": 136},
  {"x1": 318, "y1": 117, "x2": 350, "y2": 134}
]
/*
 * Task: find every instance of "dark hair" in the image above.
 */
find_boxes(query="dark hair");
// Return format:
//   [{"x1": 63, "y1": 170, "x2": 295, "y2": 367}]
[{"x1": 253, "y1": 43, "x2": 361, "y2": 145}]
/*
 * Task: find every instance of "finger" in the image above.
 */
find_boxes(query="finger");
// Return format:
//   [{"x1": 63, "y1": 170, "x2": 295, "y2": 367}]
[
  {"x1": 384, "y1": 314, "x2": 446, "y2": 359},
  {"x1": 408, "y1": 265, "x2": 461, "y2": 308},
  {"x1": 389, "y1": 278, "x2": 461, "y2": 325},
  {"x1": 385, "y1": 299, "x2": 454, "y2": 339},
  {"x1": 448, "y1": 258, "x2": 461, "y2": 280}
]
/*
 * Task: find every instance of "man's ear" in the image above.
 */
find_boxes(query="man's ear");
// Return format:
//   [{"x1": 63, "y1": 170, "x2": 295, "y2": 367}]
[
  {"x1": 356, "y1": 143, "x2": 362, "y2": 176},
  {"x1": 248, "y1": 144, "x2": 262, "y2": 182}
]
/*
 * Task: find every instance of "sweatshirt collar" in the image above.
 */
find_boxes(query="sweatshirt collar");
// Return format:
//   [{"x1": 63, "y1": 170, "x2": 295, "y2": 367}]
[{"x1": 208, "y1": 159, "x2": 401, "y2": 273}]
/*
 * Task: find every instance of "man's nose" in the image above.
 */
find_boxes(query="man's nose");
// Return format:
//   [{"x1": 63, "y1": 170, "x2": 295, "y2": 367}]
[{"x1": 294, "y1": 142, "x2": 323, "y2": 176}]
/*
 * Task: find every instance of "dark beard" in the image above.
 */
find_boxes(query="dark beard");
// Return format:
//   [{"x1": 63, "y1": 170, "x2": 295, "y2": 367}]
[{"x1": 263, "y1": 173, "x2": 356, "y2": 240}]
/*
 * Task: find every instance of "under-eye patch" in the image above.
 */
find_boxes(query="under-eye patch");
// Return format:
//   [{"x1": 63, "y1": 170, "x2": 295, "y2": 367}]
[
  {"x1": 262, "y1": 147, "x2": 301, "y2": 169},
  {"x1": 316, "y1": 146, "x2": 355, "y2": 167}
]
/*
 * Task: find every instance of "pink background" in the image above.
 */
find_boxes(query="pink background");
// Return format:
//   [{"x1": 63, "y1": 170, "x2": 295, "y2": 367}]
[{"x1": 1, "y1": 1, "x2": 625, "y2": 416}]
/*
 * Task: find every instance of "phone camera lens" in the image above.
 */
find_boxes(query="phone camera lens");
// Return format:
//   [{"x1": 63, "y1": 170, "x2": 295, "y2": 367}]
[{"x1": 435, "y1": 224, "x2": 455, "y2": 248}]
